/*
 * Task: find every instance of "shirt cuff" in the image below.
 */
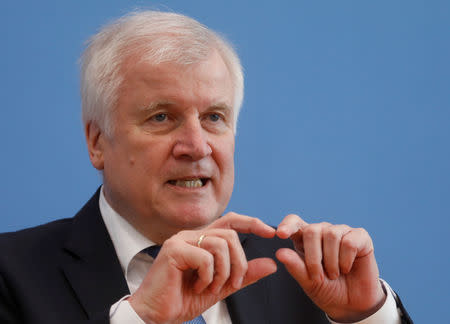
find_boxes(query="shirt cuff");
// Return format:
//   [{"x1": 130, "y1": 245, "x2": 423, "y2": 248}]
[
  {"x1": 327, "y1": 280, "x2": 401, "y2": 324},
  {"x1": 110, "y1": 295, "x2": 147, "y2": 324}
]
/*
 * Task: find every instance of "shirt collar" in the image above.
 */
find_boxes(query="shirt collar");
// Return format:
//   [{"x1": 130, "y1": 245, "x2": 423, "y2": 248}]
[{"x1": 99, "y1": 186, "x2": 157, "y2": 277}]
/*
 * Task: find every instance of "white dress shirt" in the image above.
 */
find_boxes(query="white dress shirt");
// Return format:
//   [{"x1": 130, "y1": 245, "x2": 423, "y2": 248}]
[
  {"x1": 100, "y1": 188, "x2": 231, "y2": 324},
  {"x1": 98, "y1": 188, "x2": 401, "y2": 324}
]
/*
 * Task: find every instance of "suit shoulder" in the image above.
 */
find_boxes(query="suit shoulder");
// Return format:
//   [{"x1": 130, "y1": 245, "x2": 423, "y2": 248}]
[{"x1": 0, "y1": 218, "x2": 74, "y2": 255}]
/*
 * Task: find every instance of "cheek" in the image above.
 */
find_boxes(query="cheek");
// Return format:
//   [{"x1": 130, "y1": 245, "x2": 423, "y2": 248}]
[
  {"x1": 225, "y1": 137, "x2": 235, "y2": 171},
  {"x1": 130, "y1": 139, "x2": 173, "y2": 175},
  {"x1": 217, "y1": 138, "x2": 235, "y2": 185},
  {"x1": 219, "y1": 156, "x2": 234, "y2": 208}
]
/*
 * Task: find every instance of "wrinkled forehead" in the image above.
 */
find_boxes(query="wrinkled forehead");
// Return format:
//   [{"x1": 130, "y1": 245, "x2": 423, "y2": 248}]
[
  {"x1": 115, "y1": 49, "x2": 236, "y2": 122},
  {"x1": 110, "y1": 36, "x2": 240, "y2": 127},
  {"x1": 118, "y1": 34, "x2": 216, "y2": 67},
  {"x1": 123, "y1": 48, "x2": 234, "y2": 96}
]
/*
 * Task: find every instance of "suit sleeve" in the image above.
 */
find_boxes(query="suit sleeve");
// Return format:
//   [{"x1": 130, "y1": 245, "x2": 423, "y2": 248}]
[{"x1": 0, "y1": 273, "x2": 21, "y2": 323}]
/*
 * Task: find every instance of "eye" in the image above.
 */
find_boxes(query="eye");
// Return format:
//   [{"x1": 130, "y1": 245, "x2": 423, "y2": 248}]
[
  {"x1": 152, "y1": 113, "x2": 167, "y2": 122},
  {"x1": 208, "y1": 113, "x2": 221, "y2": 122}
]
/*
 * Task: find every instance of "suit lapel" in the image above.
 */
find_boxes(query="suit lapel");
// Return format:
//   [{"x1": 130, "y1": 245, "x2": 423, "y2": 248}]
[
  {"x1": 60, "y1": 189, "x2": 129, "y2": 318},
  {"x1": 56, "y1": 191, "x2": 281, "y2": 322},
  {"x1": 226, "y1": 234, "x2": 271, "y2": 324}
]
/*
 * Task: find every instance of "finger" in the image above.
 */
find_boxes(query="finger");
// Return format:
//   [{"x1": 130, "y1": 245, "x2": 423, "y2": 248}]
[
  {"x1": 322, "y1": 224, "x2": 351, "y2": 280},
  {"x1": 178, "y1": 229, "x2": 248, "y2": 290},
  {"x1": 339, "y1": 228, "x2": 373, "y2": 274},
  {"x1": 197, "y1": 236, "x2": 230, "y2": 294},
  {"x1": 241, "y1": 258, "x2": 277, "y2": 287},
  {"x1": 302, "y1": 223, "x2": 328, "y2": 283},
  {"x1": 160, "y1": 238, "x2": 214, "y2": 294},
  {"x1": 209, "y1": 229, "x2": 248, "y2": 289},
  {"x1": 210, "y1": 212, "x2": 275, "y2": 238},
  {"x1": 275, "y1": 248, "x2": 311, "y2": 289},
  {"x1": 218, "y1": 257, "x2": 277, "y2": 300},
  {"x1": 276, "y1": 214, "x2": 308, "y2": 239}
]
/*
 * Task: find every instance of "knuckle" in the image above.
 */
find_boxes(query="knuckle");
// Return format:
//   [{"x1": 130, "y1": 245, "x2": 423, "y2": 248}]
[
  {"x1": 163, "y1": 237, "x2": 178, "y2": 249},
  {"x1": 214, "y1": 271, "x2": 227, "y2": 282},
  {"x1": 324, "y1": 228, "x2": 340, "y2": 241},
  {"x1": 224, "y1": 229, "x2": 239, "y2": 241},
  {"x1": 341, "y1": 237, "x2": 357, "y2": 252},
  {"x1": 308, "y1": 260, "x2": 321, "y2": 268},
  {"x1": 250, "y1": 217, "x2": 261, "y2": 226},
  {"x1": 357, "y1": 227, "x2": 369, "y2": 236},
  {"x1": 238, "y1": 260, "x2": 248, "y2": 273},
  {"x1": 303, "y1": 225, "x2": 319, "y2": 238},
  {"x1": 304, "y1": 251, "x2": 321, "y2": 265},
  {"x1": 226, "y1": 211, "x2": 237, "y2": 218},
  {"x1": 202, "y1": 253, "x2": 214, "y2": 269},
  {"x1": 178, "y1": 229, "x2": 188, "y2": 236},
  {"x1": 338, "y1": 225, "x2": 352, "y2": 234},
  {"x1": 176, "y1": 229, "x2": 191, "y2": 238},
  {"x1": 217, "y1": 237, "x2": 228, "y2": 251},
  {"x1": 233, "y1": 257, "x2": 248, "y2": 273},
  {"x1": 228, "y1": 212, "x2": 242, "y2": 222},
  {"x1": 288, "y1": 213, "x2": 301, "y2": 222}
]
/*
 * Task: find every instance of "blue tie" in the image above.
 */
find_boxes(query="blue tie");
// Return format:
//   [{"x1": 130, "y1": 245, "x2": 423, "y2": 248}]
[
  {"x1": 144, "y1": 245, "x2": 161, "y2": 258},
  {"x1": 143, "y1": 246, "x2": 207, "y2": 324},
  {"x1": 183, "y1": 317, "x2": 206, "y2": 324}
]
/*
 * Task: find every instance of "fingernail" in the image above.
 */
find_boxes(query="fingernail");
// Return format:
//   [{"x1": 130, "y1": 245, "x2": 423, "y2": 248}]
[
  {"x1": 212, "y1": 285, "x2": 221, "y2": 295},
  {"x1": 313, "y1": 273, "x2": 323, "y2": 284},
  {"x1": 233, "y1": 277, "x2": 243, "y2": 289}
]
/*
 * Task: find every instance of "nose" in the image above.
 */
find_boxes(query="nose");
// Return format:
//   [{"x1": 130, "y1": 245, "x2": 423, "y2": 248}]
[{"x1": 172, "y1": 118, "x2": 212, "y2": 161}]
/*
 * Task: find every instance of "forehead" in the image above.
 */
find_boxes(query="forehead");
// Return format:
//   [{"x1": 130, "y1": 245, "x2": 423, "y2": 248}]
[{"x1": 118, "y1": 50, "x2": 235, "y2": 110}]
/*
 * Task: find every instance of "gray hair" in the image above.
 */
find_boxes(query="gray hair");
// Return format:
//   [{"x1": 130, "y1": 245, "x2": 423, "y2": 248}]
[{"x1": 80, "y1": 11, "x2": 244, "y2": 136}]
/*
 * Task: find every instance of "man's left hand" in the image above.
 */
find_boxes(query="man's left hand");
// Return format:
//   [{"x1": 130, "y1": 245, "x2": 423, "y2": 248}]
[{"x1": 275, "y1": 214, "x2": 386, "y2": 323}]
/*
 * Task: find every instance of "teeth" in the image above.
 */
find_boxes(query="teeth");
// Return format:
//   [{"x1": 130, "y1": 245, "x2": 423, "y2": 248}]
[{"x1": 175, "y1": 179, "x2": 203, "y2": 188}]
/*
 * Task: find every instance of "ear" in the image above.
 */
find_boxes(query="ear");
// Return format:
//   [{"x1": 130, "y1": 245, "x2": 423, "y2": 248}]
[{"x1": 85, "y1": 122, "x2": 105, "y2": 170}]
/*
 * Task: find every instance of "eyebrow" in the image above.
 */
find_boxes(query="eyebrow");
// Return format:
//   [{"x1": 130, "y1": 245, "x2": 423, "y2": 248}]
[
  {"x1": 140, "y1": 101, "x2": 233, "y2": 112},
  {"x1": 207, "y1": 101, "x2": 233, "y2": 114},
  {"x1": 210, "y1": 101, "x2": 232, "y2": 109},
  {"x1": 139, "y1": 100, "x2": 175, "y2": 113}
]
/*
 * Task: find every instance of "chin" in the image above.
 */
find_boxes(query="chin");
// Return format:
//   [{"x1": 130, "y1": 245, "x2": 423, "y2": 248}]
[{"x1": 168, "y1": 205, "x2": 220, "y2": 230}]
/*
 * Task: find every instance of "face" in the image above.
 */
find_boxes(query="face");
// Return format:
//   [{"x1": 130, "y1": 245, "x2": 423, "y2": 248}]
[{"x1": 87, "y1": 50, "x2": 236, "y2": 242}]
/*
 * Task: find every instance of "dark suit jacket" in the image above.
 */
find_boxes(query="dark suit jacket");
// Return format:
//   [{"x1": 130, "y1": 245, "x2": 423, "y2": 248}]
[{"x1": 0, "y1": 190, "x2": 412, "y2": 323}]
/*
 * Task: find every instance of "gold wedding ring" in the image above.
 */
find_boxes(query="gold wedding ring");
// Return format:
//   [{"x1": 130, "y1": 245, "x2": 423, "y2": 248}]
[{"x1": 197, "y1": 234, "x2": 206, "y2": 248}]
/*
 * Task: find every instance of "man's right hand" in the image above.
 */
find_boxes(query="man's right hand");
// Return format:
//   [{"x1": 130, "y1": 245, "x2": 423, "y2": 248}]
[{"x1": 128, "y1": 212, "x2": 277, "y2": 324}]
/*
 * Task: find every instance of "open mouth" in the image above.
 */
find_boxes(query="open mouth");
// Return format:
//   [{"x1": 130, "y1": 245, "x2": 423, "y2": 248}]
[{"x1": 167, "y1": 178, "x2": 209, "y2": 188}]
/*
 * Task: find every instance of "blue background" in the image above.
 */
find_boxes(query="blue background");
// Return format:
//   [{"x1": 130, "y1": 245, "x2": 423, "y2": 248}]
[{"x1": 1, "y1": 1, "x2": 449, "y2": 322}]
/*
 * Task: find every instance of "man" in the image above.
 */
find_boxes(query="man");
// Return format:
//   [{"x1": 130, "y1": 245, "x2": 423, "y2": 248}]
[{"x1": 0, "y1": 11, "x2": 411, "y2": 323}]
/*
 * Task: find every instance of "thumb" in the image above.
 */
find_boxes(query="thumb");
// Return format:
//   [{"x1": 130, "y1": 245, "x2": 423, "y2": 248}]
[
  {"x1": 276, "y1": 248, "x2": 311, "y2": 289},
  {"x1": 243, "y1": 258, "x2": 277, "y2": 287}
]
